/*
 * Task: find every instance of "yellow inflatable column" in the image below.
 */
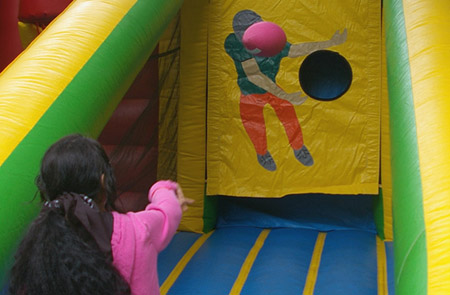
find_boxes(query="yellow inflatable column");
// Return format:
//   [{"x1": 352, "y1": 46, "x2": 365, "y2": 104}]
[
  {"x1": 177, "y1": 0, "x2": 211, "y2": 232},
  {"x1": 403, "y1": 0, "x2": 450, "y2": 293}
]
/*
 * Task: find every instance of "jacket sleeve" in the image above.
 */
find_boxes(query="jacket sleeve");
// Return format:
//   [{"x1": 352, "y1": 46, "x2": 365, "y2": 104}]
[
  {"x1": 142, "y1": 180, "x2": 182, "y2": 251},
  {"x1": 111, "y1": 181, "x2": 182, "y2": 289},
  {"x1": 112, "y1": 180, "x2": 182, "y2": 257}
]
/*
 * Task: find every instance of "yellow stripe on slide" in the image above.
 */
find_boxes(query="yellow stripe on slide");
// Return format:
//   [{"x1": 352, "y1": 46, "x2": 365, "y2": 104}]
[
  {"x1": 376, "y1": 236, "x2": 388, "y2": 295},
  {"x1": 0, "y1": 0, "x2": 137, "y2": 166},
  {"x1": 160, "y1": 231, "x2": 214, "y2": 295},
  {"x1": 229, "y1": 229, "x2": 270, "y2": 295},
  {"x1": 303, "y1": 232, "x2": 326, "y2": 295},
  {"x1": 402, "y1": 0, "x2": 450, "y2": 293}
]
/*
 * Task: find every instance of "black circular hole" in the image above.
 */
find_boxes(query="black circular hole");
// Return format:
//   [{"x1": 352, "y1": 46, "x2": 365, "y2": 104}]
[{"x1": 299, "y1": 50, "x2": 352, "y2": 101}]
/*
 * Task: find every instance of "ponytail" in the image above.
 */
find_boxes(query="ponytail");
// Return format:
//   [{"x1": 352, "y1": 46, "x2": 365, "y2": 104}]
[
  {"x1": 9, "y1": 208, "x2": 130, "y2": 295},
  {"x1": 10, "y1": 134, "x2": 130, "y2": 294}
]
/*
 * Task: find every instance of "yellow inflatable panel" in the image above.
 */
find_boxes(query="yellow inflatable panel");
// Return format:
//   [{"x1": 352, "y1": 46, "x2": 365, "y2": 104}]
[
  {"x1": 17, "y1": 22, "x2": 42, "y2": 49},
  {"x1": 207, "y1": 0, "x2": 381, "y2": 197}
]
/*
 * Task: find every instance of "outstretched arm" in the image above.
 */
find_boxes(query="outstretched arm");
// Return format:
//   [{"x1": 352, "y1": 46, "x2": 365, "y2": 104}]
[
  {"x1": 241, "y1": 58, "x2": 307, "y2": 105},
  {"x1": 288, "y1": 28, "x2": 347, "y2": 58}
]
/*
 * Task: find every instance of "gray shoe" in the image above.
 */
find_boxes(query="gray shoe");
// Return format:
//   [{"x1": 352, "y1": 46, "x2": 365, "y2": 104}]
[
  {"x1": 294, "y1": 145, "x2": 314, "y2": 166},
  {"x1": 257, "y1": 151, "x2": 277, "y2": 171}
]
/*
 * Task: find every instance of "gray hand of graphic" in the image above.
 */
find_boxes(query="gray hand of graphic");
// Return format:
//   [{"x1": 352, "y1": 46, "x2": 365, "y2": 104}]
[
  {"x1": 283, "y1": 92, "x2": 308, "y2": 105},
  {"x1": 330, "y1": 29, "x2": 347, "y2": 46}
]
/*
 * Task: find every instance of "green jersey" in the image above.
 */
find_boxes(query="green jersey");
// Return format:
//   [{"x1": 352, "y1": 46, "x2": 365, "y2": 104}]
[{"x1": 224, "y1": 33, "x2": 291, "y2": 95}]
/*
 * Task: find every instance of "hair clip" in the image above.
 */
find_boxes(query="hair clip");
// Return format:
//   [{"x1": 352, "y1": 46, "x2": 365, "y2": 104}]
[
  {"x1": 82, "y1": 195, "x2": 94, "y2": 209},
  {"x1": 43, "y1": 199, "x2": 60, "y2": 208}
]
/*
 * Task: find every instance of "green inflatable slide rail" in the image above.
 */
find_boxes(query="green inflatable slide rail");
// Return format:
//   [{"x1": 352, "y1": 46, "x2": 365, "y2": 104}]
[{"x1": 0, "y1": 0, "x2": 183, "y2": 286}]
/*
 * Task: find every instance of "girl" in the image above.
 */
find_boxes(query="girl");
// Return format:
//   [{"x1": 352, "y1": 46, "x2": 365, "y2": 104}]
[{"x1": 9, "y1": 134, "x2": 192, "y2": 295}]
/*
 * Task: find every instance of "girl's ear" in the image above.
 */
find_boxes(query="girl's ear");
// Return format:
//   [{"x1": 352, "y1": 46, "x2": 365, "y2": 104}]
[
  {"x1": 101, "y1": 174, "x2": 105, "y2": 188},
  {"x1": 98, "y1": 174, "x2": 108, "y2": 211}
]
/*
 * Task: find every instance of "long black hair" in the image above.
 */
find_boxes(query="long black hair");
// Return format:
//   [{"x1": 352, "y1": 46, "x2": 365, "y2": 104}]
[
  {"x1": 9, "y1": 134, "x2": 130, "y2": 295},
  {"x1": 36, "y1": 134, "x2": 117, "y2": 208}
]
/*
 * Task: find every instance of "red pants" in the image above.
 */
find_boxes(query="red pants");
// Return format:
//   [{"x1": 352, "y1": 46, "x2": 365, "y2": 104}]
[{"x1": 240, "y1": 92, "x2": 304, "y2": 155}]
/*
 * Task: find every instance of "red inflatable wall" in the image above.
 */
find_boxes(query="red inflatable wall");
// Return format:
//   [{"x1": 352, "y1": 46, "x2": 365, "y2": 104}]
[
  {"x1": 18, "y1": 0, "x2": 72, "y2": 24},
  {"x1": 99, "y1": 50, "x2": 160, "y2": 212},
  {"x1": 0, "y1": 0, "x2": 23, "y2": 71}
]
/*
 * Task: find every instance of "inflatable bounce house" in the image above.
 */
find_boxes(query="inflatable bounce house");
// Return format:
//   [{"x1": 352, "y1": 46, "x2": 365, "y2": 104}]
[{"x1": 1, "y1": 0, "x2": 450, "y2": 294}]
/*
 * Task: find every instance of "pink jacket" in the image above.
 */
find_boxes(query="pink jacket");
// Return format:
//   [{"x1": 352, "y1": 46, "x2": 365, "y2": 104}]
[{"x1": 111, "y1": 180, "x2": 182, "y2": 295}]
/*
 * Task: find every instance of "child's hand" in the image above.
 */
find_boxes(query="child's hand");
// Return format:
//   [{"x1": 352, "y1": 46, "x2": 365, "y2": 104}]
[{"x1": 176, "y1": 185, "x2": 195, "y2": 212}]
